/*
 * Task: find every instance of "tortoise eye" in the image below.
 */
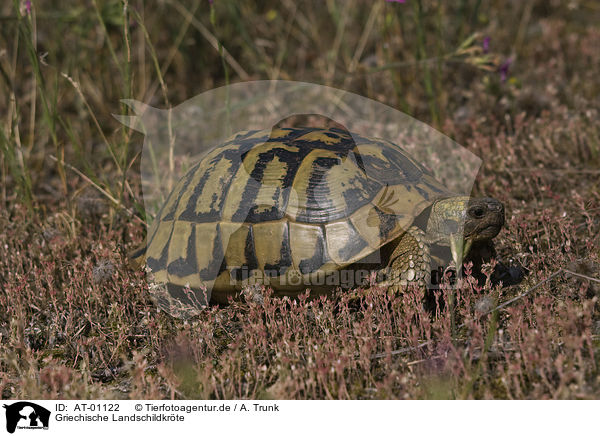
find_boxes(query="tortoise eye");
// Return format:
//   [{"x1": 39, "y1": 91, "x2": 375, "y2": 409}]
[{"x1": 468, "y1": 206, "x2": 486, "y2": 219}]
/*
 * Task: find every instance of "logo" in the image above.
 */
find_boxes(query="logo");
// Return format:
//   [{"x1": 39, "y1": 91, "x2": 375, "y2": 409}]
[{"x1": 2, "y1": 402, "x2": 50, "y2": 434}]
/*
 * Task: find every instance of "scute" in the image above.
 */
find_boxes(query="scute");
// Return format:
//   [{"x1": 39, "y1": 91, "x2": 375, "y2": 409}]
[{"x1": 133, "y1": 127, "x2": 453, "y2": 297}]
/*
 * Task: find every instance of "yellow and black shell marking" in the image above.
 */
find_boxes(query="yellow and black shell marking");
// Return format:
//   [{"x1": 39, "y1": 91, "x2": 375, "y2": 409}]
[{"x1": 131, "y1": 127, "x2": 451, "y2": 303}]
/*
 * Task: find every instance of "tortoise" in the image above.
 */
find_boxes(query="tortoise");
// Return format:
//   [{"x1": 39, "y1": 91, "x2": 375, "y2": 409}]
[{"x1": 131, "y1": 126, "x2": 505, "y2": 312}]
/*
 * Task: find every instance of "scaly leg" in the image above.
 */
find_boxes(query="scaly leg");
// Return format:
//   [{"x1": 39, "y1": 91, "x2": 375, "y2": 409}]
[{"x1": 375, "y1": 226, "x2": 431, "y2": 293}]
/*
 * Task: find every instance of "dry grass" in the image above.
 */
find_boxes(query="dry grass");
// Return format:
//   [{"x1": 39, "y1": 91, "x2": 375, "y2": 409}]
[{"x1": 1, "y1": 0, "x2": 599, "y2": 399}]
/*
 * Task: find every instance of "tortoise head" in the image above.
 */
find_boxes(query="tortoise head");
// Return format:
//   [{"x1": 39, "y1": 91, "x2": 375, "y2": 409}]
[{"x1": 425, "y1": 196, "x2": 505, "y2": 267}]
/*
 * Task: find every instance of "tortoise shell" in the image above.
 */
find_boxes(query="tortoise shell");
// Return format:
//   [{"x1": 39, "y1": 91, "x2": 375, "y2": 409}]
[{"x1": 132, "y1": 127, "x2": 451, "y2": 303}]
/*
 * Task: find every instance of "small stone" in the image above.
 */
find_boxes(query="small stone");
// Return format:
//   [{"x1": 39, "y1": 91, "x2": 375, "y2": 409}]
[
  {"x1": 93, "y1": 259, "x2": 115, "y2": 284},
  {"x1": 594, "y1": 321, "x2": 600, "y2": 336},
  {"x1": 76, "y1": 188, "x2": 108, "y2": 219},
  {"x1": 474, "y1": 295, "x2": 496, "y2": 314},
  {"x1": 241, "y1": 284, "x2": 265, "y2": 305},
  {"x1": 42, "y1": 227, "x2": 63, "y2": 242}
]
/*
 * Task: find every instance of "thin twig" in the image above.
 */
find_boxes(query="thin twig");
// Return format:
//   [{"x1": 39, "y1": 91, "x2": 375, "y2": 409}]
[
  {"x1": 371, "y1": 341, "x2": 431, "y2": 360},
  {"x1": 371, "y1": 268, "x2": 600, "y2": 360},
  {"x1": 168, "y1": 0, "x2": 249, "y2": 80},
  {"x1": 406, "y1": 355, "x2": 445, "y2": 367},
  {"x1": 562, "y1": 269, "x2": 600, "y2": 284},
  {"x1": 505, "y1": 168, "x2": 600, "y2": 174},
  {"x1": 48, "y1": 155, "x2": 145, "y2": 226},
  {"x1": 481, "y1": 269, "x2": 564, "y2": 316},
  {"x1": 483, "y1": 268, "x2": 600, "y2": 316}
]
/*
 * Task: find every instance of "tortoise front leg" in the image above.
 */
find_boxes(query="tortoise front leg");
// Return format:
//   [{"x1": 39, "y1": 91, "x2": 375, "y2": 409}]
[{"x1": 376, "y1": 226, "x2": 432, "y2": 293}]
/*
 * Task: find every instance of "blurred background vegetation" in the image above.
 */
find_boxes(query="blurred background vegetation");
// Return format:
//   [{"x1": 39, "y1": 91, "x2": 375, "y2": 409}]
[{"x1": 2, "y1": 0, "x2": 598, "y2": 214}]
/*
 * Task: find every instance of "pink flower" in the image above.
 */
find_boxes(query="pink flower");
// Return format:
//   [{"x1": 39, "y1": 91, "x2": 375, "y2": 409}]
[
  {"x1": 482, "y1": 36, "x2": 491, "y2": 54},
  {"x1": 19, "y1": 0, "x2": 31, "y2": 16},
  {"x1": 498, "y1": 58, "x2": 513, "y2": 82}
]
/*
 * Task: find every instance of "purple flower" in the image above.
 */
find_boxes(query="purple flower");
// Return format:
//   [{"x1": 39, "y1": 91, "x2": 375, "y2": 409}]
[
  {"x1": 24, "y1": 0, "x2": 31, "y2": 14},
  {"x1": 498, "y1": 58, "x2": 512, "y2": 82},
  {"x1": 482, "y1": 36, "x2": 491, "y2": 54}
]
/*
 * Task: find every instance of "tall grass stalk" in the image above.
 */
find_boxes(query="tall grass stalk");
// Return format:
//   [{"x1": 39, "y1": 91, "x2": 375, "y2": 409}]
[
  {"x1": 0, "y1": 127, "x2": 34, "y2": 210},
  {"x1": 130, "y1": 8, "x2": 175, "y2": 196},
  {"x1": 210, "y1": 1, "x2": 232, "y2": 136},
  {"x1": 13, "y1": 0, "x2": 66, "y2": 195},
  {"x1": 413, "y1": 0, "x2": 439, "y2": 126},
  {"x1": 118, "y1": 0, "x2": 133, "y2": 213},
  {"x1": 461, "y1": 308, "x2": 499, "y2": 398}
]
